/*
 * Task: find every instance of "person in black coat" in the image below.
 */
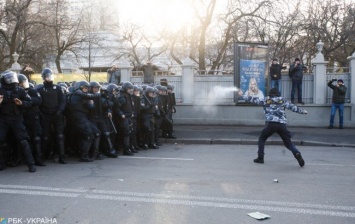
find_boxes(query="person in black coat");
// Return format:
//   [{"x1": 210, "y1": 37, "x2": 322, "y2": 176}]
[{"x1": 270, "y1": 58, "x2": 286, "y2": 95}]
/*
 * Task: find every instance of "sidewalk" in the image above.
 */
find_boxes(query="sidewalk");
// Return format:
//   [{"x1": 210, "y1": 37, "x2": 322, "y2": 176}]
[{"x1": 163, "y1": 125, "x2": 355, "y2": 148}]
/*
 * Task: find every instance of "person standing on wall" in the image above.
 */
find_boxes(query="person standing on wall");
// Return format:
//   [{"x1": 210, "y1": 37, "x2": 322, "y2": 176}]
[
  {"x1": 327, "y1": 79, "x2": 347, "y2": 129},
  {"x1": 107, "y1": 65, "x2": 121, "y2": 85},
  {"x1": 289, "y1": 58, "x2": 306, "y2": 105},
  {"x1": 270, "y1": 58, "x2": 286, "y2": 95}
]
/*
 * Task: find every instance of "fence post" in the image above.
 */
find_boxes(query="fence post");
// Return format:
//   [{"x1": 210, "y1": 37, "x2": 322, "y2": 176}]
[
  {"x1": 181, "y1": 56, "x2": 195, "y2": 104},
  {"x1": 119, "y1": 59, "x2": 132, "y2": 82},
  {"x1": 312, "y1": 41, "x2": 328, "y2": 104},
  {"x1": 348, "y1": 52, "x2": 355, "y2": 104}
]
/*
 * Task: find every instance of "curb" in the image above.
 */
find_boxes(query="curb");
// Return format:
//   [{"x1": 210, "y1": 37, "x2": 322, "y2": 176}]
[{"x1": 162, "y1": 138, "x2": 355, "y2": 148}]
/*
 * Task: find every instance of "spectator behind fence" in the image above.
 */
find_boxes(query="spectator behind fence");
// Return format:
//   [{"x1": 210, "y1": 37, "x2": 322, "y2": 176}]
[
  {"x1": 327, "y1": 79, "x2": 347, "y2": 129},
  {"x1": 270, "y1": 59, "x2": 286, "y2": 95},
  {"x1": 107, "y1": 65, "x2": 121, "y2": 85},
  {"x1": 289, "y1": 58, "x2": 307, "y2": 105}
]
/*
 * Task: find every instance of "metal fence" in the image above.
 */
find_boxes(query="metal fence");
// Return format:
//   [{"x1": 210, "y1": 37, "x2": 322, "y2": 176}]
[{"x1": 129, "y1": 71, "x2": 350, "y2": 104}]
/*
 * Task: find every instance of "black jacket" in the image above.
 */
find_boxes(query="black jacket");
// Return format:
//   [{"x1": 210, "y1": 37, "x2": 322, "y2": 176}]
[
  {"x1": 328, "y1": 81, "x2": 347, "y2": 103},
  {"x1": 0, "y1": 85, "x2": 32, "y2": 116},
  {"x1": 37, "y1": 82, "x2": 66, "y2": 114},
  {"x1": 270, "y1": 64, "x2": 286, "y2": 80}
]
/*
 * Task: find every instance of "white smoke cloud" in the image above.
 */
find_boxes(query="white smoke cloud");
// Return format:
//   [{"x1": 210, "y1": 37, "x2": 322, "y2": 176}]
[{"x1": 193, "y1": 86, "x2": 239, "y2": 115}]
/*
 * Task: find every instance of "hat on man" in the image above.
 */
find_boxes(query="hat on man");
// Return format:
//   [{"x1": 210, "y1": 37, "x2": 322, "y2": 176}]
[{"x1": 338, "y1": 79, "x2": 344, "y2": 83}]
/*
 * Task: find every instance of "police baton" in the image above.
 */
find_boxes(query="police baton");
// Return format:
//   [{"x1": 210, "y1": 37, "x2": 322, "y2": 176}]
[{"x1": 109, "y1": 117, "x2": 117, "y2": 134}]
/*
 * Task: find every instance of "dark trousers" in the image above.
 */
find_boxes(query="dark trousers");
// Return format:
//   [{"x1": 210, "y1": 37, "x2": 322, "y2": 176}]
[
  {"x1": 291, "y1": 80, "x2": 302, "y2": 102},
  {"x1": 258, "y1": 122, "x2": 300, "y2": 156}
]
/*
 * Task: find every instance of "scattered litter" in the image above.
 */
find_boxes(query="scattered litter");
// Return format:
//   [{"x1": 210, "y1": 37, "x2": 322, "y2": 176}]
[
  {"x1": 273, "y1": 179, "x2": 278, "y2": 183},
  {"x1": 248, "y1": 212, "x2": 270, "y2": 220}
]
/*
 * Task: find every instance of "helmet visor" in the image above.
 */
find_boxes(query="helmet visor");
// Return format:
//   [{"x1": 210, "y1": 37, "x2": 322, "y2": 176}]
[
  {"x1": 4, "y1": 73, "x2": 19, "y2": 84},
  {"x1": 44, "y1": 73, "x2": 54, "y2": 82}
]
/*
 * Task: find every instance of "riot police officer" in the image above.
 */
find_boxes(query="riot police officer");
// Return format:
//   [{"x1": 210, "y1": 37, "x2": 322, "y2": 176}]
[
  {"x1": 0, "y1": 71, "x2": 36, "y2": 172},
  {"x1": 118, "y1": 81, "x2": 136, "y2": 155},
  {"x1": 37, "y1": 68, "x2": 67, "y2": 164},
  {"x1": 18, "y1": 74, "x2": 45, "y2": 166},
  {"x1": 67, "y1": 81, "x2": 101, "y2": 162},
  {"x1": 141, "y1": 86, "x2": 159, "y2": 149},
  {"x1": 89, "y1": 81, "x2": 118, "y2": 159}
]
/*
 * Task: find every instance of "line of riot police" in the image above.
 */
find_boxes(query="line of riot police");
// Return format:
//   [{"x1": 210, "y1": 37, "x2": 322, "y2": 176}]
[{"x1": 0, "y1": 69, "x2": 176, "y2": 173}]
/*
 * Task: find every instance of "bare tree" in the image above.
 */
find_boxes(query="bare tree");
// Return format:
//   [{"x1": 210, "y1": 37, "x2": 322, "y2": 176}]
[{"x1": 0, "y1": 0, "x2": 33, "y2": 70}]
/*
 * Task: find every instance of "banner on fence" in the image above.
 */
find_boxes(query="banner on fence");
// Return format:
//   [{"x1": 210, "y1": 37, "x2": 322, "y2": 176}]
[{"x1": 234, "y1": 42, "x2": 268, "y2": 104}]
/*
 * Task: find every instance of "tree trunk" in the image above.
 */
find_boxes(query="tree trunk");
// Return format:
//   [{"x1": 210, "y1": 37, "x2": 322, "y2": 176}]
[{"x1": 55, "y1": 54, "x2": 62, "y2": 73}]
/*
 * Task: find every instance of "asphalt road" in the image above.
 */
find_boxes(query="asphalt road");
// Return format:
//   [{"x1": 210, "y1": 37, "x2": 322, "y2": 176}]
[{"x1": 0, "y1": 144, "x2": 355, "y2": 224}]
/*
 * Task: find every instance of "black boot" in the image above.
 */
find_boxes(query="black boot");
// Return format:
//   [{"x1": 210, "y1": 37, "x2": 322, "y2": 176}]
[
  {"x1": 0, "y1": 143, "x2": 6, "y2": 171},
  {"x1": 79, "y1": 136, "x2": 93, "y2": 162},
  {"x1": 148, "y1": 132, "x2": 159, "y2": 149},
  {"x1": 104, "y1": 132, "x2": 118, "y2": 158},
  {"x1": 20, "y1": 140, "x2": 36, "y2": 172},
  {"x1": 57, "y1": 135, "x2": 67, "y2": 164},
  {"x1": 123, "y1": 136, "x2": 134, "y2": 155},
  {"x1": 33, "y1": 137, "x2": 46, "y2": 166},
  {"x1": 92, "y1": 135, "x2": 103, "y2": 160},
  {"x1": 294, "y1": 153, "x2": 305, "y2": 167},
  {"x1": 131, "y1": 132, "x2": 141, "y2": 150},
  {"x1": 253, "y1": 155, "x2": 264, "y2": 164}
]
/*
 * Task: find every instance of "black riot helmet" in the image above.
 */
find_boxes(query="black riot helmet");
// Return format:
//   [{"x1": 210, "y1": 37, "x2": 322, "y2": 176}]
[
  {"x1": 133, "y1": 85, "x2": 140, "y2": 91},
  {"x1": 167, "y1": 84, "x2": 174, "y2": 91},
  {"x1": 77, "y1": 80, "x2": 90, "y2": 90},
  {"x1": 18, "y1": 74, "x2": 30, "y2": 89},
  {"x1": 121, "y1": 81, "x2": 134, "y2": 92},
  {"x1": 155, "y1": 85, "x2": 163, "y2": 91},
  {"x1": 90, "y1": 81, "x2": 101, "y2": 88},
  {"x1": 145, "y1": 86, "x2": 155, "y2": 95},
  {"x1": 1, "y1": 70, "x2": 18, "y2": 85},
  {"x1": 58, "y1": 82, "x2": 68, "y2": 93},
  {"x1": 41, "y1": 68, "x2": 54, "y2": 82},
  {"x1": 106, "y1": 83, "x2": 119, "y2": 93}
]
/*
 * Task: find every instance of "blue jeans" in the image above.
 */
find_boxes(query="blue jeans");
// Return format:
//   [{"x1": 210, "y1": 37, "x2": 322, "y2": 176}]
[
  {"x1": 330, "y1": 103, "x2": 344, "y2": 126},
  {"x1": 270, "y1": 80, "x2": 281, "y2": 95},
  {"x1": 291, "y1": 80, "x2": 302, "y2": 102}
]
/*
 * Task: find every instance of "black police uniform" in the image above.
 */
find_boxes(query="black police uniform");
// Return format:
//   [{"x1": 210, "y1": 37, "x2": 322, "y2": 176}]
[
  {"x1": 88, "y1": 88, "x2": 118, "y2": 159},
  {"x1": 140, "y1": 92, "x2": 159, "y2": 149},
  {"x1": 0, "y1": 72, "x2": 36, "y2": 172},
  {"x1": 23, "y1": 85, "x2": 45, "y2": 166},
  {"x1": 118, "y1": 90, "x2": 136, "y2": 155},
  {"x1": 131, "y1": 93, "x2": 141, "y2": 150},
  {"x1": 37, "y1": 81, "x2": 67, "y2": 164},
  {"x1": 67, "y1": 88, "x2": 101, "y2": 162}
]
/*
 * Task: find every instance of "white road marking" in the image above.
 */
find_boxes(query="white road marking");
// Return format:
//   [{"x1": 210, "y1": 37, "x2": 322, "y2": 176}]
[
  {"x1": 307, "y1": 163, "x2": 355, "y2": 167},
  {"x1": 0, "y1": 184, "x2": 354, "y2": 218},
  {"x1": 85, "y1": 194, "x2": 355, "y2": 218},
  {"x1": 0, "y1": 189, "x2": 79, "y2": 198},
  {"x1": 120, "y1": 156, "x2": 194, "y2": 161}
]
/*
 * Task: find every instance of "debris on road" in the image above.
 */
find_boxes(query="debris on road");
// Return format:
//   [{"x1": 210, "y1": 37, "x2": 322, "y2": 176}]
[{"x1": 248, "y1": 212, "x2": 270, "y2": 220}]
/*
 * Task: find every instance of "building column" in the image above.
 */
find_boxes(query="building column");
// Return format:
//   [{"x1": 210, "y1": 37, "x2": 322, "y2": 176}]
[
  {"x1": 312, "y1": 41, "x2": 328, "y2": 104},
  {"x1": 119, "y1": 60, "x2": 132, "y2": 82},
  {"x1": 181, "y1": 57, "x2": 195, "y2": 104},
  {"x1": 348, "y1": 52, "x2": 355, "y2": 104}
]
